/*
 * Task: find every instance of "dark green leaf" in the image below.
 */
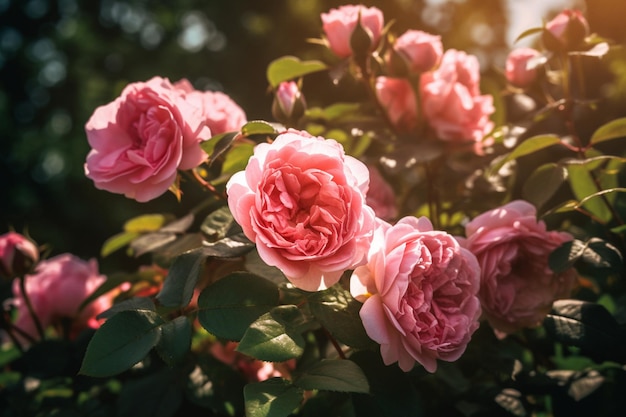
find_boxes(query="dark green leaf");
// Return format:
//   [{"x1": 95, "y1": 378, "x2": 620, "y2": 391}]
[
  {"x1": 201, "y1": 206, "x2": 235, "y2": 241},
  {"x1": 494, "y1": 389, "x2": 526, "y2": 417},
  {"x1": 487, "y1": 135, "x2": 562, "y2": 177},
  {"x1": 205, "y1": 131, "x2": 239, "y2": 167},
  {"x1": 590, "y1": 117, "x2": 626, "y2": 146},
  {"x1": 522, "y1": 163, "x2": 568, "y2": 210},
  {"x1": 294, "y1": 359, "x2": 369, "y2": 393},
  {"x1": 80, "y1": 310, "x2": 164, "y2": 377},
  {"x1": 160, "y1": 213, "x2": 194, "y2": 233},
  {"x1": 97, "y1": 297, "x2": 156, "y2": 320},
  {"x1": 266, "y1": 56, "x2": 327, "y2": 88},
  {"x1": 241, "y1": 120, "x2": 279, "y2": 137},
  {"x1": 156, "y1": 316, "x2": 192, "y2": 366},
  {"x1": 244, "y1": 378, "x2": 304, "y2": 417},
  {"x1": 550, "y1": 237, "x2": 624, "y2": 275},
  {"x1": 549, "y1": 239, "x2": 587, "y2": 273},
  {"x1": 156, "y1": 247, "x2": 209, "y2": 308},
  {"x1": 118, "y1": 367, "x2": 182, "y2": 417},
  {"x1": 197, "y1": 272, "x2": 279, "y2": 341},
  {"x1": 202, "y1": 233, "x2": 255, "y2": 258},
  {"x1": 187, "y1": 356, "x2": 246, "y2": 415},
  {"x1": 237, "y1": 311, "x2": 305, "y2": 362},
  {"x1": 567, "y1": 163, "x2": 613, "y2": 223},
  {"x1": 129, "y1": 232, "x2": 177, "y2": 257}
]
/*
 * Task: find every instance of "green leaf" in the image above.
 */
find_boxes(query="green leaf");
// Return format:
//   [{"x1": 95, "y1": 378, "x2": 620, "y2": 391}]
[
  {"x1": 124, "y1": 214, "x2": 170, "y2": 233},
  {"x1": 237, "y1": 311, "x2": 305, "y2": 362},
  {"x1": 590, "y1": 117, "x2": 626, "y2": 146},
  {"x1": 221, "y1": 142, "x2": 255, "y2": 178},
  {"x1": 187, "y1": 356, "x2": 246, "y2": 415},
  {"x1": 549, "y1": 237, "x2": 624, "y2": 275},
  {"x1": 543, "y1": 299, "x2": 626, "y2": 363},
  {"x1": 294, "y1": 359, "x2": 369, "y2": 393},
  {"x1": 266, "y1": 56, "x2": 327, "y2": 88},
  {"x1": 156, "y1": 248, "x2": 209, "y2": 308},
  {"x1": 80, "y1": 310, "x2": 164, "y2": 377},
  {"x1": 101, "y1": 231, "x2": 139, "y2": 257},
  {"x1": 549, "y1": 239, "x2": 587, "y2": 273},
  {"x1": 241, "y1": 120, "x2": 279, "y2": 137},
  {"x1": 97, "y1": 297, "x2": 156, "y2": 320},
  {"x1": 200, "y1": 206, "x2": 235, "y2": 241},
  {"x1": 244, "y1": 378, "x2": 303, "y2": 417},
  {"x1": 197, "y1": 272, "x2": 279, "y2": 341},
  {"x1": 205, "y1": 131, "x2": 239, "y2": 167},
  {"x1": 156, "y1": 316, "x2": 192, "y2": 366},
  {"x1": 129, "y1": 232, "x2": 177, "y2": 257},
  {"x1": 522, "y1": 163, "x2": 568, "y2": 210},
  {"x1": 202, "y1": 233, "x2": 255, "y2": 258},
  {"x1": 514, "y1": 26, "x2": 543, "y2": 44},
  {"x1": 487, "y1": 135, "x2": 562, "y2": 177},
  {"x1": 567, "y1": 164, "x2": 613, "y2": 223},
  {"x1": 118, "y1": 367, "x2": 183, "y2": 417}
]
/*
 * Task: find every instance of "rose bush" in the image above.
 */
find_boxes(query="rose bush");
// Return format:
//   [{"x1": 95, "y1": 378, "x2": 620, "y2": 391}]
[
  {"x1": 320, "y1": 4, "x2": 384, "y2": 58},
  {"x1": 374, "y1": 76, "x2": 418, "y2": 133}
]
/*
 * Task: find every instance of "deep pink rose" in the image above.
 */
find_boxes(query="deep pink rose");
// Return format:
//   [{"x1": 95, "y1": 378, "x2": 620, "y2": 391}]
[
  {"x1": 543, "y1": 9, "x2": 589, "y2": 51},
  {"x1": 321, "y1": 5, "x2": 384, "y2": 58},
  {"x1": 375, "y1": 76, "x2": 418, "y2": 133},
  {"x1": 463, "y1": 200, "x2": 578, "y2": 337},
  {"x1": 420, "y1": 49, "x2": 494, "y2": 146},
  {"x1": 226, "y1": 129, "x2": 376, "y2": 292},
  {"x1": 10, "y1": 253, "x2": 111, "y2": 343},
  {"x1": 393, "y1": 30, "x2": 443, "y2": 73},
  {"x1": 351, "y1": 217, "x2": 481, "y2": 372},
  {"x1": 174, "y1": 79, "x2": 247, "y2": 135},
  {"x1": 85, "y1": 76, "x2": 211, "y2": 202},
  {"x1": 366, "y1": 165, "x2": 397, "y2": 221},
  {"x1": 0, "y1": 232, "x2": 39, "y2": 278},
  {"x1": 505, "y1": 48, "x2": 541, "y2": 88}
]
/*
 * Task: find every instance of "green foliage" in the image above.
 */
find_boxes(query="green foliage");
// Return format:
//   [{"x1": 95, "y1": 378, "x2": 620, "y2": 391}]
[
  {"x1": 266, "y1": 56, "x2": 328, "y2": 88},
  {"x1": 244, "y1": 378, "x2": 304, "y2": 417}
]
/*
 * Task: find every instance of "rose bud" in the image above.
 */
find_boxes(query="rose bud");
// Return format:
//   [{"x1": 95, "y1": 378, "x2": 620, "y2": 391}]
[
  {"x1": 542, "y1": 9, "x2": 590, "y2": 52},
  {"x1": 505, "y1": 47, "x2": 542, "y2": 88},
  {"x1": 321, "y1": 5, "x2": 384, "y2": 59},
  {"x1": 272, "y1": 81, "x2": 306, "y2": 125},
  {"x1": 0, "y1": 232, "x2": 39, "y2": 279}
]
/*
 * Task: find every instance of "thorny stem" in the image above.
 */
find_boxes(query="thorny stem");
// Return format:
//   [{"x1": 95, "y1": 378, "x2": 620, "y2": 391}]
[
  {"x1": 323, "y1": 327, "x2": 346, "y2": 359},
  {"x1": 190, "y1": 168, "x2": 227, "y2": 200}
]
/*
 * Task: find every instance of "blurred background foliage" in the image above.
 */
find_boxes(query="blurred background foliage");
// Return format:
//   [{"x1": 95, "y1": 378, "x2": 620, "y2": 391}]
[{"x1": 3, "y1": 0, "x2": 625, "y2": 274}]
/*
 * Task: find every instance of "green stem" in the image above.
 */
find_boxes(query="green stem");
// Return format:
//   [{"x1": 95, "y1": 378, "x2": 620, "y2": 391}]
[{"x1": 18, "y1": 275, "x2": 45, "y2": 341}]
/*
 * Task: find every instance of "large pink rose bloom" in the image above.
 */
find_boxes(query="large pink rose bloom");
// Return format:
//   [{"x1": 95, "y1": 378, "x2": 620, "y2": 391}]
[
  {"x1": 375, "y1": 76, "x2": 418, "y2": 133},
  {"x1": 421, "y1": 49, "x2": 494, "y2": 145},
  {"x1": 174, "y1": 79, "x2": 247, "y2": 135},
  {"x1": 351, "y1": 217, "x2": 481, "y2": 373},
  {"x1": 393, "y1": 30, "x2": 443, "y2": 73},
  {"x1": 226, "y1": 129, "x2": 376, "y2": 292},
  {"x1": 505, "y1": 47, "x2": 541, "y2": 88},
  {"x1": 463, "y1": 200, "x2": 578, "y2": 337},
  {"x1": 321, "y1": 5, "x2": 384, "y2": 58},
  {"x1": 85, "y1": 76, "x2": 211, "y2": 202},
  {"x1": 10, "y1": 254, "x2": 111, "y2": 343}
]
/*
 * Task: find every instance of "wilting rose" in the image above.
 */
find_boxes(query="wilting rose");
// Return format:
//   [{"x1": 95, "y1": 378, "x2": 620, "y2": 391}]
[
  {"x1": 321, "y1": 5, "x2": 384, "y2": 58},
  {"x1": 505, "y1": 48, "x2": 542, "y2": 88},
  {"x1": 463, "y1": 200, "x2": 578, "y2": 337},
  {"x1": 392, "y1": 30, "x2": 443, "y2": 73},
  {"x1": 85, "y1": 76, "x2": 211, "y2": 202},
  {"x1": 351, "y1": 217, "x2": 481, "y2": 373},
  {"x1": 543, "y1": 9, "x2": 589, "y2": 52},
  {"x1": 0, "y1": 232, "x2": 39, "y2": 278},
  {"x1": 421, "y1": 49, "x2": 494, "y2": 147},
  {"x1": 226, "y1": 129, "x2": 375, "y2": 292},
  {"x1": 174, "y1": 79, "x2": 247, "y2": 135},
  {"x1": 10, "y1": 253, "x2": 111, "y2": 342},
  {"x1": 365, "y1": 165, "x2": 397, "y2": 221},
  {"x1": 375, "y1": 76, "x2": 418, "y2": 133},
  {"x1": 210, "y1": 341, "x2": 295, "y2": 382}
]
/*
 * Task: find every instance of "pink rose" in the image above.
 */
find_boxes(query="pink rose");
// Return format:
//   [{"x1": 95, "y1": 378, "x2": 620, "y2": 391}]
[
  {"x1": 174, "y1": 79, "x2": 247, "y2": 135},
  {"x1": 321, "y1": 5, "x2": 384, "y2": 58},
  {"x1": 351, "y1": 217, "x2": 481, "y2": 372},
  {"x1": 543, "y1": 9, "x2": 589, "y2": 52},
  {"x1": 393, "y1": 30, "x2": 443, "y2": 73},
  {"x1": 375, "y1": 76, "x2": 418, "y2": 133},
  {"x1": 9, "y1": 254, "x2": 111, "y2": 343},
  {"x1": 84, "y1": 76, "x2": 211, "y2": 202},
  {"x1": 272, "y1": 81, "x2": 306, "y2": 124},
  {"x1": 0, "y1": 232, "x2": 39, "y2": 278},
  {"x1": 505, "y1": 48, "x2": 542, "y2": 88},
  {"x1": 226, "y1": 129, "x2": 376, "y2": 292},
  {"x1": 365, "y1": 165, "x2": 397, "y2": 221},
  {"x1": 420, "y1": 49, "x2": 495, "y2": 146},
  {"x1": 463, "y1": 200, "x2": 578, "y2": 337}
]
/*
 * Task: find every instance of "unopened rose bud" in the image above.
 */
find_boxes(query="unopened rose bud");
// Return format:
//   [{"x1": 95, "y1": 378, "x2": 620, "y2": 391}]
[
  {"x1": 505, "y1": 47, "x2": 542, "y2": 88},
  {"x1": 0, "y1": 232, "x2": 39, "y2": 279},
  {"x1": 542, "y1": 9, "x2": 589, "y2": 52},
  {"x1": 321, "y1": 5, "x2": 384, "y2": 59},
  {"x1": 272, "y1": 81, "x2": 306, "y2": 125},
  {"x1": 392, "y1": 30, "x2": 443, "y2": 74}
]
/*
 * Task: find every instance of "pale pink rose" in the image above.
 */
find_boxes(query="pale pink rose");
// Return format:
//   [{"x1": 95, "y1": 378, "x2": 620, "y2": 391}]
[
  {"x1": 351, "y1": 217, "x2": 481, "y2": 373},
  {"x1": 174, "y1": 79, "x2": 247, "y2": 135},
  {"x1": 365, "y1": 165, "x2": 397, "y2": 221},
  {"x1": 375, "y1": 76, "x2": 418, "y2": 133},
  {"x1": 505, "y1": 48, "x2": 541, "y2": 88},
  {"x1": 393, "y1": 30, "x2": 443, "y2": 73},
  {"x1": 543, "y1": 9, "x2": 589, "y2": 51},
  {"x1": 84, "y1": 76, "x2": 211, "y2": 202},
  {"x1": 463, "y1": 200, "x2": 578, "y2": 337},
  {"x1": 272, "y1": 81, "x2": 305, "y2": 122},
  {"x1": 321, "y1": 5, "x2": 384, "y2": 58},
  {"x1": 420, "y1": 49, "x2": 495, "y2": 146},
  {"x1": 9, "y1": 253, "x2": 111, "y2": 342},
  {"x1": 0, "y1": 232, "x2": 39, "y2": 278},
  {"x1": 226, "y1": 129, "x2": 376, "y2": 292}
]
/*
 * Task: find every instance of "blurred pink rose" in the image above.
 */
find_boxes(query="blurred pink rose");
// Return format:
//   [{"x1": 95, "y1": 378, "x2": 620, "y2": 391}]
[
  {"x1": 463, "y1": 200, "x2": 578, "y2": 337},
  {"x1": 543, "y1": 9, "x2": 589, "y2": 52},
  {"x1": 393, "y1": 30, "x2": 443, "y2": 73},
  {"x1": 0, "y1": 232, "x2": 39, "y2": 278},
  {"x1": 84, "y1": 76, "x2": 211, "y2": 202},
  {"x1": 366, "y1": 165, "x2": 397, "y2": 221},
  {"x1": 351, "y1": 217, "x2": 481, "y2": 373},
  {"x1": 210, "y1": 341, "x2": 295, "y2": 382},
  {"x1": 226, "y1": 129, "x2": 375, "y2": 292},
  {"x1": 375, "y1": 77, "x2": 418, "y2": 133},
  {"x1": 420, "y1": 49, "x2": 494, "y2": 147},
  {"x1": 10, "y1": 253, "x2": 111, "y2": 342},
  {"x1": 505, "y1": 48, "x2": 541, "y2": 88},
  {"x1": 321, "y1": 5, "x2": 384, "y2": 58},
  {"x1": 174, "y1": 79, "x2": 247, "y2": 135},
  {"x1": 272, "y1": 81, "x2": 306, "y2": 123}
]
